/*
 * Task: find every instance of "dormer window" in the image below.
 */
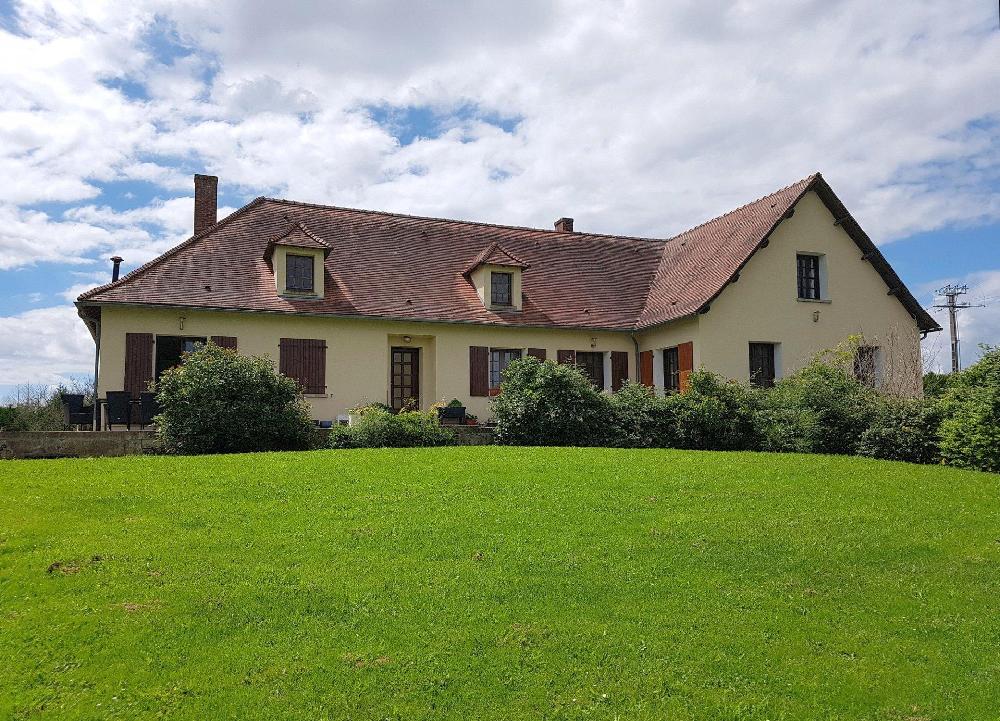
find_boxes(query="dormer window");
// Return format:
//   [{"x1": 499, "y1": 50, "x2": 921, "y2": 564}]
[
  {"x1": 263, "y1": 221, "x2": 331, "y2": 299},
  {"x1": 286, "y1": 254, "x2": 315, "y2": 292},
  {"x1": 463, "y1": 242, "x2": 529, "y2": 312},
  {"x1": 490, "y1": 272, "x2": 512, "y2": 306}
]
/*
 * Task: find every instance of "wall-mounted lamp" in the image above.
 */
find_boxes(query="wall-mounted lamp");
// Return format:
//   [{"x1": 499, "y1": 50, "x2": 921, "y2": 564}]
[
  {"x1": 812, "y1": 310, "x2": 820, "y2": 323},
  {"x1": 402, "y1": 335, "x2": 412, "y2": 343},
  {"x1": 179, "y1": 316, "x2": 186, "y2": 330},
  {"x1": 590, "y1": 337, "x2": 597, "y2": 348}
]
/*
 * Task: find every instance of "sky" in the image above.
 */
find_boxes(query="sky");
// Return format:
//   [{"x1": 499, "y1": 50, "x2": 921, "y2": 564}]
[{"x1": 1, "y1": 0, "x2": 998, "y2": 398}]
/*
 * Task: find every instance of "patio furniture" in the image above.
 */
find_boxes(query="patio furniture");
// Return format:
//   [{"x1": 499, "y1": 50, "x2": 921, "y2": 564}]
[
  {"x1": 105, "y1": 391, "x2": 133, "y2": 430},
  {"x1": 138, "y1": 393, "x2": 159, "y2": 429},
  {"x1": 60, "y1": 393, "x2": 94, "y2": 428},
  {"x1": 437, "y1": 406, "x2": 466, "y2": 425}
]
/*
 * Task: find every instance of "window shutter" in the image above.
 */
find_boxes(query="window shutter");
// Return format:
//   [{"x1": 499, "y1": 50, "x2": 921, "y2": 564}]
[
  {"x1": 611, "y1": 351, "x2": 629, "y2": 391},
  {"x1": 124, "y1": 333, "x2": 154, "y2": 398},
  {"x1": 280, "y1": 338, "x2": 326, "y2": 394},
  {"x1": 639, "y1": 350, "x2": 653, "y2": 387},
  {"x1": 210, "y1": 336, "x2": 237, "y2": 350},
  {"x1": 557, "y1": 350, "x2": 576, "y2": 365},
  {"x1": 678, "y1": 341, "x2": 694, "y2": 393},
  {"x1": 527, "y1": 348, "x2": 546, "y2": 361},
  {"x1": 469, "y1": 346, "x2": 489, "y2": 396}
]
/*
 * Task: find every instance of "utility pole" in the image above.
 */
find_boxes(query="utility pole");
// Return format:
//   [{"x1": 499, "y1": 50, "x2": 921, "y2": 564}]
[{"x1": 932, "y1": 284, "x2": 984, "y2": 373}]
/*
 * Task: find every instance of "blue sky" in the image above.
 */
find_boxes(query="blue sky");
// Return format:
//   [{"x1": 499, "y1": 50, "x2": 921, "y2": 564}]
[{"x1": 1, "y1": 1, "x2": 998, "y2": 398}]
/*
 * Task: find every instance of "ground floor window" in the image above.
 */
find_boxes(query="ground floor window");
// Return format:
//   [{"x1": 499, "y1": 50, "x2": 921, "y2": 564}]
[
  {"x1": 663, "y1": 347, "x2": 680, "y2": 392},
  {"x1": 749, "y1": 342, "x2": 777, "y2": 388},
  {"x1": 155, "y1": 336, "x2": 206, "y2": 380},
  {"x1": 576, "y1": 351, "x2": 605, "y2": 390},
  {"x1": 490, "y1": 348, "x2": 522, "y2": 390}
]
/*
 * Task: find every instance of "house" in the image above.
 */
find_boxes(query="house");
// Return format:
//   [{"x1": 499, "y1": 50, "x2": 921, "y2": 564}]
[{"x1": 76, "y1": 172, "x2": 940, "y2": 426}]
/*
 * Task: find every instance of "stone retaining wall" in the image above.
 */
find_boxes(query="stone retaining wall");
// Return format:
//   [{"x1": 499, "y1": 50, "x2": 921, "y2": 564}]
[{"x1": 0, "y1": 431, "x2": 163, "y2": 460}]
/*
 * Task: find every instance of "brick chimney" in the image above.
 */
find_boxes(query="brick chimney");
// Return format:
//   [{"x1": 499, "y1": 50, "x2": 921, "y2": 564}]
[
  {"x1": 554, "y1": 217, "x2": 574, "y2": 233},
  {"x1": 193, "y1": 174, "x2": 218, "y2": 234}
]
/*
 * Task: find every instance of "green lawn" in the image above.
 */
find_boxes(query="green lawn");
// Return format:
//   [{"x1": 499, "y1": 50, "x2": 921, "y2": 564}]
[{"x1": 1, "y1": 448, "x2": 999, "y2": 720}]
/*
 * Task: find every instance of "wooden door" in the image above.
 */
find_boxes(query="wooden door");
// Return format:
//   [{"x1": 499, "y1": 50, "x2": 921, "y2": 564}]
[{"x1": 391, "y1": 347, "x2": 420, "y2": 411}]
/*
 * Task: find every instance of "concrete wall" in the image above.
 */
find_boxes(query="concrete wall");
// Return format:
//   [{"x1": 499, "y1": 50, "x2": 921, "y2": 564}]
[
  {"x1": 0, "y1": 431, "x2": 162, "y2": 460},
  {"x1": 694, "y1": 191, "x2": 922, "y2": 393}
]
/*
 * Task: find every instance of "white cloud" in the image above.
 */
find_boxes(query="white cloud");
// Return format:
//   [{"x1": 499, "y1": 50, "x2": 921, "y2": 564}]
[{"x1": 0, "y1": 305, "x2": 94, "y2": 385}]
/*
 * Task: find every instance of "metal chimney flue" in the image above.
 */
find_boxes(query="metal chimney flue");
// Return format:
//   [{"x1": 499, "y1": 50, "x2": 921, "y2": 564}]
[{"x1": 110, "y1": 255, "x2": 124, "y2": 282}]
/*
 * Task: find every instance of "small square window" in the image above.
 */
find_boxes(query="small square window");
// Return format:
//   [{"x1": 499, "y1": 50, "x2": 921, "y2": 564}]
[
  {"x1": 491, "y1": 272, "x2": 512, "y2": 306},
  {"x1": 286, "y1": 254, "x2": 314, "y2": 292},
  {"x1": 797, "y1": 254, "x2": 821, "y2": 300}
]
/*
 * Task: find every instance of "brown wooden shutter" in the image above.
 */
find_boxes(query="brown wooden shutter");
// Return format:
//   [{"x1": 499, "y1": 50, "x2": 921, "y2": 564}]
[
  {"x1": 678, "y1": 341, "x2": 694, "y2": 393},
  {"x1": 280, "y1": 338, "x2": 326, "y2": 394},
  {"x1": 610, "y1": 351, "x2": 629, "y2": 391},
  {"x1": 557, "y1": 350, "x2": 576, "y2": 365},
  {"x1": 469, "y1": 346, "x2": 489, "y2": 397},
  {"x1": 210, "y1": 336, "x2": 237, "y2": 350},
  {"x1": 639, "y1": 350, "x2": 653, "y2": 387},
  {"x1": 124, "y1": 333, "x2": 154, "y2": 398},
  {"x1": 527, "y1": 348, "x2": 546, "y2": 361}
]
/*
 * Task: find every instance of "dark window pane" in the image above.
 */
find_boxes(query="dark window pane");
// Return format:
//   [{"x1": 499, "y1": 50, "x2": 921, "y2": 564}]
[
  {"x1": 576, "y1": 351, "x2": 605, "y2": 390},
  {"x1": 797, "y1": 254, "x2": 821, "y2": 300},
  {"x1": 489, "y1": 348, "x2": 522, "y2": 389},
  {"x1": 491, "y1": 272, "x2": 512, "y2": 306},
  {"x1": 749, "y1": 343, "x2": 776, "y2": 388},
  {"x1": 286, "y1": 254, "x2": 314, "y2": 292},
  {"x1": 663, "y1": 347, "x2": 680, "y2": 392}
]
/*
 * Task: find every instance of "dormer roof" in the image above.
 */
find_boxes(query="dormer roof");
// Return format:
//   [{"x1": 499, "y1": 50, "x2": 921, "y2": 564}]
[
  {"x1": 462, "y1": 241, "x2": 530, "y2": 277},
  {"x1": 263, "y1": 221, "x2": 331, "y2": 262}
]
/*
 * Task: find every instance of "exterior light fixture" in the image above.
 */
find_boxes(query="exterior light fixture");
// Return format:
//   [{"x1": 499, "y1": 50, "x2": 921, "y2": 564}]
[
  {"x1": 179, "y1": 316, "x2": 186, "y2": 330},
  {"x1": 812, "y1": 311, "x2": 820, "y2": 323},
  {"x1": 403, "y1": 335, "x2": 412, "y2": 343}
]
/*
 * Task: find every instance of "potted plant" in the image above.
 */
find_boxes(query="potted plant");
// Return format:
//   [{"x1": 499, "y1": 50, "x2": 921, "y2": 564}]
[
  {"x1": 437, "y1": 398, "x2": 466, "y2": 425},
  {"x1": 465, "y1": 413, "x2": 479, "y2": 426}
]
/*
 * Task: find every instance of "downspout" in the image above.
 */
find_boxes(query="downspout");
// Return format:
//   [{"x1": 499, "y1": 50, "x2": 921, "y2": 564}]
[{"x1": 92, "y1": 318, "x2": 100, "y2": 431}]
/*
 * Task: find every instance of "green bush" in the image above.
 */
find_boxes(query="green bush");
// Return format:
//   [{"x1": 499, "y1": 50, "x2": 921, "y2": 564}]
[
  {"x1": 666, "y1": 370, "x2": 762, "y2": 451},
  {"x1": 493, "y1": 358, "x2": 611, "y2": 446},
  {"x1": 923, "y1": 372, "x2": 951, "y2": 399},
  {"x1": 155, "y1": 343, "x2": 315, "y2": 454},
  {"x1": 769, "y1": 360, "x2": 877, "y2": 455},
  {"x1": 607, "y1": 382, "x2": 680, "y2": 448},
  {"x1": 858, "y1": 396, "x2": 943, "y2": 465},
  {"x1": 328, "y1": 408, "x2": 456, "y2": 448},
  {"x1": 938, "y1": 347, "x2": 1000, "y2": 473}
]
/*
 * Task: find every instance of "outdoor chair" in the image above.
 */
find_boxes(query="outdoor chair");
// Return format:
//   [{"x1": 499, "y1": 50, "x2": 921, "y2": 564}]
[
  {"x1": 138, "y1": 393, "x2": 158, "y2": 429},
  {"x1": 105, "y1": 391, "x2": 133, "y2": 430},
  {"x1": 60, "y1": 393, "x2": 94, "y2": 428}
]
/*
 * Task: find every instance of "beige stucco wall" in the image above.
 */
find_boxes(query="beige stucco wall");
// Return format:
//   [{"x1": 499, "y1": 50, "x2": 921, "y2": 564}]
[
  {"x1": 96, "y1": 306, "x2": 634, "y2": 421},
  {"x1": 692, "y1": 190, "x2": 923, "y2": 393}
]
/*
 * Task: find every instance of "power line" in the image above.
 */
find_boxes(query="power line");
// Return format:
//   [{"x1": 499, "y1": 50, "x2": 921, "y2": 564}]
[{"x1": 932, "y1": 284, "x2": 986, "y2": 373}]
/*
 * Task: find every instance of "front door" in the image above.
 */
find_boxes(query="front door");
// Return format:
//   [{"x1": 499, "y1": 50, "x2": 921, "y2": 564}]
[{"x1": 390, "y1": 347, "x2": 420, "y2": 411}]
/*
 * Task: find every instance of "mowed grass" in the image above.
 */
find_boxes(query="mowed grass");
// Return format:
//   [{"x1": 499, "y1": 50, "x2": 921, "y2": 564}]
[{"x1": 1, "y1": 448, "x2": 999, "y2": 720}]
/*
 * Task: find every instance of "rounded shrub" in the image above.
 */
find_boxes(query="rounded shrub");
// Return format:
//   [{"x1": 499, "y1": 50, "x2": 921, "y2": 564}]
[
  {"x1": 607, "y1": 382, "x2": 681, "y2": 448},
  {"x1": 666, "y1": 370, "x2": 762, "y2": 451},
  {"x1": 155, "y1": 343, "x2": 315, "y2": 454},
  {"x1": 492, "y1": 358, "x2": 610, "y2": 446}
]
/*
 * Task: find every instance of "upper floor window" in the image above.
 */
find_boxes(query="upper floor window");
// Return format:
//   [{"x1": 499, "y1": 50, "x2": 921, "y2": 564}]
[
  {"x1": 286, "y1": 254, "x2": 314, "y2": 293},
  {"x1": 491, "y1": 271, "x2": 513, "y2": 306},
  {"x1": 797, "y1": 254, "x2": 821, "y2": 300}
]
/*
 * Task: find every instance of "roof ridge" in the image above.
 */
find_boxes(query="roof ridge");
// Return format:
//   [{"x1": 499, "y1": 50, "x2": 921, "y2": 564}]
[
  {"x1": 76, "y1": 197, "x2": 268, "y2": 302},
  {"x1": 663, "y1": 172, "x2": 820, "y2": 243},
  {"x1": 260, "y1": 197, "x2": 669, "y2": 245}
]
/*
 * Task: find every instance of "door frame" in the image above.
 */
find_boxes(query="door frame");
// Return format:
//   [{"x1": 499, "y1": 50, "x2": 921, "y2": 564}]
[{"x1": 390, "y1": 346, "x2": 421, "y2": 411}]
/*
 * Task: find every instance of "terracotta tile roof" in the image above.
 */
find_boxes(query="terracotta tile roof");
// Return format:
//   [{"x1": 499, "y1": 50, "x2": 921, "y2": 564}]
[
  {"x1": 264, "y1": 222, "x2": 331, "y2": 260},
  {"x1": 77, "y1": 173, "x2": 940, "y2": 333},
  {"x1": 462, "y1": 241, "x2": 530, "y2": 276}
]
